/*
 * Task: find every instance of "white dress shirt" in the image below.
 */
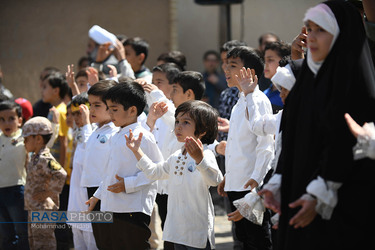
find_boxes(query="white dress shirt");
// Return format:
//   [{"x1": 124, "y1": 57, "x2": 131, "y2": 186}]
[
  {"x1": 137, "y1": 146, "x2": 223, "y2": 249},
  {"x1": 80, "y1": 122, "x2": 119, "y2": 188},
  {"x1": 94, "y1": 122, "x2": 163, "y2": 215},
  {"x1": 68, "y1": 139, "x2": 93, "y2": 232},
  {"x1": 224, "y1": 87, "x2": 274, "y2": 191}
]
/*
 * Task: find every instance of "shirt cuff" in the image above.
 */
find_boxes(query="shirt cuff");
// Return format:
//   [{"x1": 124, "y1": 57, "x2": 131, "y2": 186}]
[
  {"x1": 93, "y1": 182, "x2": 103, "y2": 200},
  {"x1": 233, "y1": 189, "x2": 265, "y2": 225},
  {"x1": 136, "y1": 154, "x2": 152, "y2": 172},
  {"x1": 124, "y1": 176, "x2": 136, "y2": 193},
  {"x1": 306, "y1": 176, "x2": 342, "y2": 220},
  {"x1": 195, "y1": 155, "x2": 210, "y2": 171},
  {"x1": 353, "y1": 122, "x2": 375, "y2": 160},
  {"x1": 207, "y1": 140, "x2": 219, "y2": 157}
]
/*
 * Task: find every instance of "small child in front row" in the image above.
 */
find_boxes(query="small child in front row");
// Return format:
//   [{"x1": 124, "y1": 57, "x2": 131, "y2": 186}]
[
  {"x1": 125, "y1": 100, "x2": 224, "y2": 250},
  {"x1": 86, "y1": 81, "x2": 163, "y2": 249},
  {"x1": 22, "y1": 116, "x2": 67, "y2": 250}
]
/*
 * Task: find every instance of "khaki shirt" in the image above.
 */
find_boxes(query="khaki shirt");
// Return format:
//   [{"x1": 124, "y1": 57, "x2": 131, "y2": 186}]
[{"x1": 24, "y1": 147, "x2": 67, "y2": 211}]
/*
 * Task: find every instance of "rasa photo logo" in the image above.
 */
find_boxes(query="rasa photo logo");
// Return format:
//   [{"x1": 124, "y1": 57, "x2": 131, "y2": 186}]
[{"x1": 31, "y1": 211, "x2": 113, "y2": 223}]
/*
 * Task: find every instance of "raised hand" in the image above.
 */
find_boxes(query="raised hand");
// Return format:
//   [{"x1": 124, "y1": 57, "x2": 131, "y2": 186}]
[
  {"x1": 79, "y1": 104, "x2": 90, "y2": 125},
  {"x1": 96, "y1": 42, "x2": 114, "y2": 63},
  {"x1": 113, "y1": 39, "x2": 126, "y2": 61},
  {"x1": 291, "y1": 26, "x2": 308, "y2": 60},
  {"x1": 125, "y1": 129, "x2": 143, "y2": 153},
  {"x1": 107, "y1": 64, "x2": 117, "y2": 78},
  {"x1": 86, "y1": 67, "x2": 99, "y2": 86},
  {"x1": 236, "y1": 67, "x2": 258, "y2": 96},
  {"x1": 66, "y1": 64, "x2": 80, "y2": 95},
  {"x1": 185, "y1": 137, "x2": 204, "y2": 164}
]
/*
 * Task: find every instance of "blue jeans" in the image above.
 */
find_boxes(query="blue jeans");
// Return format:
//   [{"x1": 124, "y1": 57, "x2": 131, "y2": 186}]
[{"x1": 0, "y1": 185, "x2": 29, "y2": 250}]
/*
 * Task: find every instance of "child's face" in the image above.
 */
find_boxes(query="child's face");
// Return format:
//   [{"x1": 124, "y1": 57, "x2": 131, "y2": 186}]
[
  {"x1": 76, "y1": 76, "x2": 88, "y2": 94},
  {"x1": 41, "y1": 79, "x2": 57, "y2": 103},
  {"x1": 170, "y1": 83, "x2": 190, "y2": 108},
  {"x1": 152, "y1": 71, "x2": 173, "y2": 99},
  {"x1": 88, "y1": 95, "x2": 111, "y2": 126},
  {"x1": 306, "y1": 20, "x2": 334, "y2": 62},
  {"x1": 72, "y1": 111, "x2": 84, "y2": 128},
  {"x1": 279, "y1": 87, "x2": 290, "y2": 105},
  {"x1": 225, "y1": 56, "x2": 244, "y2": 88},
  {"x1": 264, "y1": 49, "x2": 281, "y2": 79},
  {"x1": 174, "y1": 112, "x2": 197, "y2": 142},
  {"x1": 125, "y1": 45, "x2": 143, "y2": 72},
  {"x1": 0, "y1": 108, "x2": 22, "y2": 137},
  {"x1": 106, "y1": 99, "x2": 136, "y2": 128},
  {"x1": 23, "y1": 135, "x2": 37, "y2": 153},
  {"x1": 66, "y1": 107, "x2": 74, "y2": 128}
]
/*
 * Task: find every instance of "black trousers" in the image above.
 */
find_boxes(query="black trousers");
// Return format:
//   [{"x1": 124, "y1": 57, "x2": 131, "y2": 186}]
[
  {"x1": 227, "y1": 191, "x2": 272, "y2": 250},
  {"x1": 87, "y1": 187, "x2": 151, "y2": 250}
]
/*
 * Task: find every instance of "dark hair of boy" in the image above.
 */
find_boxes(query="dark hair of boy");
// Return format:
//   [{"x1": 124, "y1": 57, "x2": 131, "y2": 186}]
[
  {"x1": 175, "y1": 100, "x2": 218, "y2": 145},
  {"x1": 87, "y1": 80, "x2": 118, "y2": 101},
  {"x1": 157, "y1": 51, "x2": 187, "y2": 71},
  {"x1": 123, "y1": 37, "x2": 149, "y2": 65},
  {"x1": 220, "y1": 40, "x2": 248, "y2": 53},
  {"x1": 174, "y1": 71, "x2": 206, "y2": 100},
  {"x1": 203, "y1": 50, "x2": 220, "y2": 61},
  {"x1": 258, "y1": 32, "x2": 280, "y2": 47},
  {"x1": 71, "y1": 92, "x2": 89, "y2": 107},
  {"x1": 0, "y1": 100, "x2": 22, "y2": 117},
  {"x1": 227, "y1": 46, "x2": 264, "y2": 78},
  {"x1": 40, "y1": 66, "x2": 60, "y2": 81},
  {"x1": 103, "y1": 81, "x2": 146, "y2": 116},
  {"x1": 152, "y1": 63, "x2": 181, "y2": 84},
  {"x1": 264, "y1": 41, "x2": 291, "y2": 60},
  {"x1": 75, "y1": 69, "x2": 88, "y2": 80},
  {"x1": 46, "y1": 72, "x2": 69, "y2": 99}
]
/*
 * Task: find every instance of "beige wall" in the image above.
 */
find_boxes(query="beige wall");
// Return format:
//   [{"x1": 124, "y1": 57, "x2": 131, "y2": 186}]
[
  {"x1": 176, "y1": 0, "x2": 321, "y2": 72},
  {"x1": 0, "y1": 0, "x2": 170, "y2": 103},
  {"x1": 0, "y1": 0, "x2": 321, "y2": 104}
]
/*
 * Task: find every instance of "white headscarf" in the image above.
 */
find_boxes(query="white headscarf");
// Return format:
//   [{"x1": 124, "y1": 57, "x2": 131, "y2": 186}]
[
  {"x1": 303, "y1": 3, "x2": 340, "y2": 75},
  {"x1": 272, "y1": 64, "x2": 296, "y2": 91}
]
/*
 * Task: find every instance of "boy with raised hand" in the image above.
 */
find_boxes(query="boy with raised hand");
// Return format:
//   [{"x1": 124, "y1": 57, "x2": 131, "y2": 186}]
[
  {"x1": 86, "y1": 81, "x2": 163, "y2": 249},
  {"x1": 79, "y1": 80, "x2": 118, "y2": 249},
  {"x1": 22, "y1": 116, "x2": 67, "y2": 250},
  {"x1": 217, "y1": 46, "x2": 274, "y2": 250}
]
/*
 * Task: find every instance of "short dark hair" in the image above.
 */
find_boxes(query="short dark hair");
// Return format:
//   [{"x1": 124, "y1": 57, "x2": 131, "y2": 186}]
[
  {"x1": 123, "y1": 37, "x2": 149, "y2": 65},
  {"x1": 0, "y1": 100, "x2": 22, "y2": 117},
  {"x1": 103, "y1": 81, "x2": 146, "y2": 116},
  {"x1": 227, "y1": 46, "x2": 264, "y2": 77},
  {"x1": 174, "y1": 71, "x2": 205, "y2": 100},
  {"x1": 203, "y1": 50, "x2": 220, "y2": 61},
  {"x1": 75, "y1": 69, "x2": 88, "y2": 80},
  {"x1": 264, "y1": 41, "x2": 291, "y2": 59},
  {"x1": 175, "y1": 100, "x2": 218, "y2": 144},
  {"x1": 152, "y1": 63, "x2": 181, "y2": 85},
  {"x1": 46, "y1": 72, "x2": 69, "y2": 99},
  {"x1": 220, "y1": 40, "x2": 248, "y2": 53},
  {"x1": 88, "y1": 80, "x2": 117, "y2": 101},
  {"x1": 157, "y1": 51, "x2": 187, "y2": 71},
  {"x1": 71, "y1": 92, "x2": 89, "y2": 110},
  {"x1": 40, "y1": 66, "x2": 60, "y2": 81},
  {"x1": 258, "y1": 33, "x2": 280, "y2": 47}
]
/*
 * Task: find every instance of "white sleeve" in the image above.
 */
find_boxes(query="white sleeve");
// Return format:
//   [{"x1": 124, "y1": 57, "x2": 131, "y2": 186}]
[
  {"x1": 306, "y1": 176, "x2": 342, "y2": 220},
  {"x1": 93, "y1": 181, "x2": 103, "y2": 200},
  {"x1": 118, "y1": 59, "x2": 135, "y2": 79},
  {"x1": 245, "y1": 92, "x2": 278, "y2": 136},
  {"x1": 233, "y1": 189, "x2": 265, "y2": 225},
  {"x1": 137, "y1": 154, "x2": 171, "y2": 181},
  {"x1": 196, "y1": 150, "x2": 223, "y2": 186}
]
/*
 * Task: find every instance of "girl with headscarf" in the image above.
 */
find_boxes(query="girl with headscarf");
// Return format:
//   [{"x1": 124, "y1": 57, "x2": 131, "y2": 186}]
[{"x1": 268, "y1": 1, "x2": 375, "y2": 249}]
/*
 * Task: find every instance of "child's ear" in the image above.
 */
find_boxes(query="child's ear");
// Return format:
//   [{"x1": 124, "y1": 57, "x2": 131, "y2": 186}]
[
  {"x1": 186, "y1": 89, "x2": 195, "y2": 101},
  {"x1": 129, "y1": 106, "x2": 138, "y2": 116},
  {"x1": 18, "y1": 116, "x2": 23, "y2": 127},
  {"x1": 52, "y1": 87, "x2": 59, "y2": 97},
  {"x1": 199, "y1": 131, "x2": 206, "y2": 139},
  {"x1": 35, "y1": 135, "x2": 44, "y2": 144},
  {"x1": 137, "y1": 53, "x2": 146, "y2": 65}
]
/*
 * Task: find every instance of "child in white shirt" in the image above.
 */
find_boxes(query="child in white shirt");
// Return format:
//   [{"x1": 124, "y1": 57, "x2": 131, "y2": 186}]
[
  {"x1": 86, "y1": 81, "x2": 163, "y2": 249},
  {"x1": 125, "y1": 100, "x2": 224, "y2": 249}
]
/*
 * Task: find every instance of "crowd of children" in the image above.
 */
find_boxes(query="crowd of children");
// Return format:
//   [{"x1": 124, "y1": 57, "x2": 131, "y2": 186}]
[{"x1": 0, "y1": 1, "x2": 375, "y2": 250}]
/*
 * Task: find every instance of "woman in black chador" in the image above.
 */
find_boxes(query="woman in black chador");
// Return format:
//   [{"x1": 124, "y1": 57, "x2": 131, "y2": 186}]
[{"x1": 264, "y1": 1, "x2": 375, "y2": 249}]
